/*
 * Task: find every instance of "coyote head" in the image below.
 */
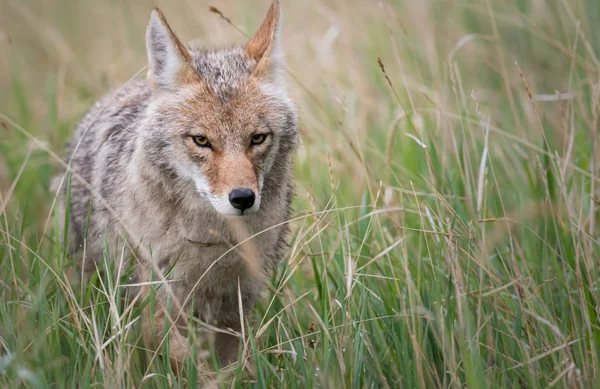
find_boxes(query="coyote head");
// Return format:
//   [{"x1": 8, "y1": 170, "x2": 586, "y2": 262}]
[{"x1": 142, "y1": 1, "x2": 297, "y2": 216}]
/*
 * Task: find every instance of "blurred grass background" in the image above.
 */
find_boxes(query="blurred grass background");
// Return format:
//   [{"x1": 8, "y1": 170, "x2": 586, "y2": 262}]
[{"x1": 1, "y1": 0, "x2": 599, "y2": 387}]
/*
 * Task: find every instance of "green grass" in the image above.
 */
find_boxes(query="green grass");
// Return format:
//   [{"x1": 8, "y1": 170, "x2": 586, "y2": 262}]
[{"x1": 1, "y1": 0, "x2": 600, "y2": 387}]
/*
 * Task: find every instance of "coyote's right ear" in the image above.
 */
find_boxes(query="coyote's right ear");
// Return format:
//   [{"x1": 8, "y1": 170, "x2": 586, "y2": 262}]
[
  {"x1": 246, "y1": 0, "x2": 283, "y2": 85},
  {"x1": 146, "y1": 8, "x2": 197, "y2": 92}
]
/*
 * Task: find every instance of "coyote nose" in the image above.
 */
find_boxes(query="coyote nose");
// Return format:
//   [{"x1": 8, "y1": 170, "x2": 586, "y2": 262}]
[{"x1": 229, "y1": 188, "x2": 256, "y2": 212}]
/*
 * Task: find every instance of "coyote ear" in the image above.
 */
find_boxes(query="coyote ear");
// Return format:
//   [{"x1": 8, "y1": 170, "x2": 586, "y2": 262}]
[
  {"x1": 246, "y1": 0, "x2": 283, "y2": 84},
  {"x1": 146, "y1": 8, "x2": 197, "y2": 91}
]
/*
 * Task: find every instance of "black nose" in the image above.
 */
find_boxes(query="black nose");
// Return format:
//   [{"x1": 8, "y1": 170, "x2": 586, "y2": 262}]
[{"x1": 229, "y1": 188, "x2": 256, "y2": 212}]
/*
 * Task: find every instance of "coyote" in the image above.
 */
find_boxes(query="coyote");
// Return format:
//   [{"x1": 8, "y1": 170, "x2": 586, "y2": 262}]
[{"x1": 56, "y1": 0, "x2": 297, "y2": 368}]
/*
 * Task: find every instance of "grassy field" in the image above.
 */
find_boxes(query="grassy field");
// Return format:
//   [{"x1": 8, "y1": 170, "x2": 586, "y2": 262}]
[{"x1": 1, "y1": 0, "x2": 600, "y2": 387}]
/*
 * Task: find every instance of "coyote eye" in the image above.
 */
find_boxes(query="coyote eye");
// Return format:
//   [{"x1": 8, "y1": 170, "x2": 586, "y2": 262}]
[
  {"x1": 192, "y1": 136, "x2": 211, "y2": 148},
  {"x1": 251, "y1": 134, "x2": 267, "y2": 146}
]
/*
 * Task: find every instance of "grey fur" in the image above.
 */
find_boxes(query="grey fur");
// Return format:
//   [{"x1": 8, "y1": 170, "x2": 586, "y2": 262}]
[{"x1": 56, "y1": 4, "x2": 297, "y2": 366}]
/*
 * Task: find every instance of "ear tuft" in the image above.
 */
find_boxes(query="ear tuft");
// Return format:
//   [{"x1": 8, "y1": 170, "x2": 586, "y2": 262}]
[
  {"x1": 146, "y1": 8, "x2": 195, "y2": 91},
  {"x1": 246, "y1": 1, "x2": 283, "y2": 84}
]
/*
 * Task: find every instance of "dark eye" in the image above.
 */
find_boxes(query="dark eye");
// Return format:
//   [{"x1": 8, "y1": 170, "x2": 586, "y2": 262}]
[
  {"x1": 251, "y1": 134, "x2": 267, "y2": 146},
  {"x1": 192, "y1": 136, "x2": 211, "y2": 148}
]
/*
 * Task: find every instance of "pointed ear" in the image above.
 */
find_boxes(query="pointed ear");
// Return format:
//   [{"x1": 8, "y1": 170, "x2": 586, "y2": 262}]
[
  {"x1": 245, "y1": 0, "x2": 283, "y2": 84},
  {"x1": 146, "y1": 8, "x2": 197, "y2": 92}
]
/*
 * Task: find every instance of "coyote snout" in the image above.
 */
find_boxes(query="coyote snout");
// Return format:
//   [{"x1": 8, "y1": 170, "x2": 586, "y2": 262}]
[
  {"x1": 229, "y1": 188, "x2": 256, "y2": 212},
  {"x1": 210, "y1": 184, "x2": 260, "y2": 216},
  {"x1": 208, "y1": 186, "x2": 258, "y2": 216},
  {"x1": 202, "y1": 151, "x2": 262, "y2": 216}
]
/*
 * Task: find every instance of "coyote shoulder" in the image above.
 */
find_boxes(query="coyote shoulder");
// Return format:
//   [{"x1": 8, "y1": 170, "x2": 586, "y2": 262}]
[{"x1": 56, "y1": 0, "x2": 297, "y2": 366}]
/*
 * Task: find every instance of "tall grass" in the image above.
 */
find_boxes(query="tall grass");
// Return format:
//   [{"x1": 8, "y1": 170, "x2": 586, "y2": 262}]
[{"x1": 1, "y1": 0, "x2": 599, "y2": 387}]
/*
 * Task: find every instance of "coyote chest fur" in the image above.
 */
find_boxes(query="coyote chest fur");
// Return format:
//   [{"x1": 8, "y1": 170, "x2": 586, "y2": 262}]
[{"x1": 56, "y1": 1, "x2": 297, "y2": 364}]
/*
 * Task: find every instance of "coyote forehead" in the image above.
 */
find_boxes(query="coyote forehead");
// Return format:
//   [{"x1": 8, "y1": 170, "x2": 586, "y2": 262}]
[
  {"x1": 191, "y1": 47, "x2": 254, "y2": 97},
  {"x1": 143, "y1": 2, "x2": 297, "y2": 216}
]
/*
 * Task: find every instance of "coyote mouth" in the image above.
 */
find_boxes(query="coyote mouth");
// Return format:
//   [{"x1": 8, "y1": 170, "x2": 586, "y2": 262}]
[{"x1": 229, "y1": 208, "x2": 259, "y2": 218}]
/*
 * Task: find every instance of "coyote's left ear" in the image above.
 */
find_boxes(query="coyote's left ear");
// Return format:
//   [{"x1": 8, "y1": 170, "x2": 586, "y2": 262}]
[
  {"x1": 246, "y1": 0, "x2": 283, "y2": 85},
  {"x1": 146, "y1": 8, "x2": 198, "y2": 92}
]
